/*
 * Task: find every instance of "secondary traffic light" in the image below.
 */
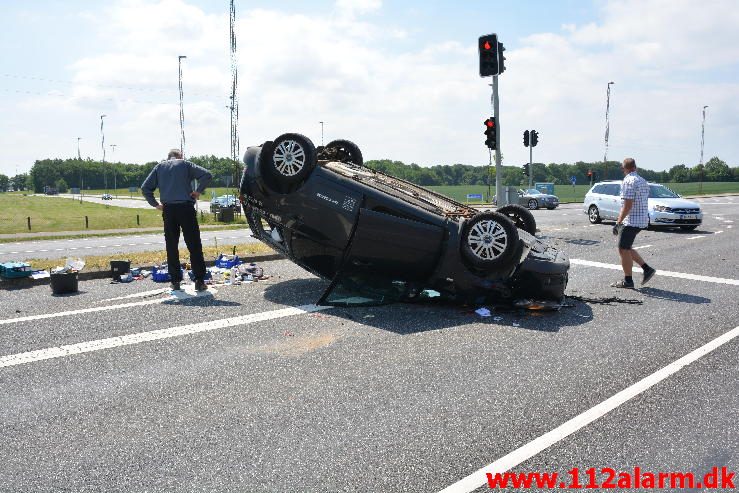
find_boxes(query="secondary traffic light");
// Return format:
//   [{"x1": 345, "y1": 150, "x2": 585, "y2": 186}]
[
  {"x1": 523, "y1": 164, "x2": 530, "y2": 176},
  {"x1": 479, "y1": 34, "x2": 499, "y2": 77},
  {"x1": 497, "y1": 41, "x2": 506, "y2": 74},
  {"x1": 531, "y1": 130, "x2": 539, "y2": 147},
  {"x1": 523, "y1": 130, "x2": 530, "y2": 147},
  {"x1": 484, "y1": 117, "x2": 497, "y2": 150}
]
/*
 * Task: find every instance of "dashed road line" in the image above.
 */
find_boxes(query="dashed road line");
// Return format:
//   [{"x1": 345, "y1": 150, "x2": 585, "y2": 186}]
[{"x1": 438, "y1": 325, "x2": 739, "y2": 493}]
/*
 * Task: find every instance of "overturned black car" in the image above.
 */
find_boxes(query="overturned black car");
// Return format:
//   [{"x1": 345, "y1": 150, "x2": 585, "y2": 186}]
[{"x1": 239, "y1": 133, "x2": 569, "y2": 307}]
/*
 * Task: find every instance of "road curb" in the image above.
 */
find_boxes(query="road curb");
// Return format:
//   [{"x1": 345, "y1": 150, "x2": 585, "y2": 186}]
[{"x1": 0, "y1": 253, "x2": 285, "y2": 290}]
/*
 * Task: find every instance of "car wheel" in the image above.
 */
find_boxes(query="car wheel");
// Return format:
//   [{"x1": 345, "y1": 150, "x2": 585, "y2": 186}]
[
  {"x1": 461, "y1": 212, "x2": 519, "y2": 271},
  {"x1": 264, "y1": 133, "x2": 317, "y2": 186},
  {"x1": 546, "y1": 206, "x2": 556, "y2": 210},
  {"x1": 588, "y1": 205, "x2": 602, "y2": 224},
  {"x1": 496, "y1": 204, "x2": 537, "y2": 235},
  {"x1": 680, "y1": 225, "x2": 698, "y2": 231},
  {"x1": 527, "y1": 199, "x2": 538, "y2": 210},
  {"x1": 325, "y1": 139, "x2": 363, "y2": 166}
]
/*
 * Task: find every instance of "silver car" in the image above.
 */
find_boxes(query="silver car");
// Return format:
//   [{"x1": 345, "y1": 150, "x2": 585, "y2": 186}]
[
  {"x1": 583, "y1": 181, "x2": 702, "y2": 231},
  {"x1": 518, "y1": 189, "x2": 559, "y2": 210}
]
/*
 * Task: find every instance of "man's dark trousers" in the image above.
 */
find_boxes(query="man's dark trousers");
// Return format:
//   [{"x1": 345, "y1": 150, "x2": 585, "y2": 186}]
[{"x1": 162, "y1": 202, "x2": 206, "y2": 283}]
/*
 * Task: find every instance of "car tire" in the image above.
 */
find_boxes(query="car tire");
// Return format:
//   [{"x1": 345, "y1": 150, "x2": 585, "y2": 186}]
[
  {"x1": 527, "y1": 199, "x2": 538, "y2": 210},
  {"x1": 325, "y1": 139, "x2": 363, "y2": 166},
  {"x1": 588, "y1": 205, "x2": 602, "y2": 224},
  {"x1": 546, "y1": 206, "x2": 557, "y2": 210},
  {"x1": 496, "y1": 204, "x2": 537, "y2": 235},
  {"x1": 680, "y1": 225, "x2": 698, "y2": 231},
  {"x1": 461, "y1": 212, "x2": 519, "y2": 271},
  {"x1": 263, "y1": 133, "x2": 317, "y2": 186}
]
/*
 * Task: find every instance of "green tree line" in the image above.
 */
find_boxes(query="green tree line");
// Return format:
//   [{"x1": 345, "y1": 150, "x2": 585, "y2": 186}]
[
  {"x1": 2, "y1": 156, "x2": 242, "y2": 193},
  {"x1": 1, "y1": 155, "x2": 735, "y2": 193},
  {"x1": 365, "y1": 157, "x2": 738, "y2": 187}
]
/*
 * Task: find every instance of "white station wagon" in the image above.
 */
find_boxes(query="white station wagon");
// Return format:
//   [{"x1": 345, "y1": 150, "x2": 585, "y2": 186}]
[{"x1": 583, "y1": 181, "x2": 702, "y2": 231}]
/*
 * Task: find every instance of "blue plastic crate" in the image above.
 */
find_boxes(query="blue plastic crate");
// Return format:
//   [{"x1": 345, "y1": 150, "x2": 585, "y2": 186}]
[{"x1": 215, "y1": 254, "x2": 242, "y2": 269}]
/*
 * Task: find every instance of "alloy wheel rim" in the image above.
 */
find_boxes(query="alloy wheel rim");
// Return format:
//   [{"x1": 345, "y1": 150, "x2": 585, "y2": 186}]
[
  {"x1": 468, "y1": 220, "x2": 508, "y2": 260},
  {"x1": 273, "y1": 140, "x2": 306, "y2": 176}
]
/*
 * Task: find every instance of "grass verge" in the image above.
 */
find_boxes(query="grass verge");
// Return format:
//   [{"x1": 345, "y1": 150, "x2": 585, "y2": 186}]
[
  {"x1": 0, "y1": 194, "x2": 244, "y2": 234},
  {"x1": 25, "y1": 242, "x2": 276, "y2": 272}
]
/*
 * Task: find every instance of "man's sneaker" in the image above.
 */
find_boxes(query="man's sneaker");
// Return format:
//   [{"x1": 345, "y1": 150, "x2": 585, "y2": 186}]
[
  {"x1": 610, "y1": 279, "x2": 635, "y2": 289},
  {"x1": 641, "y1": 267, "x2": 657, "y2": 286},
  {"x1": 170, "y1": 281, "x2": 182, "y2": 291},
  {"x1": 194, "y1": 280, "x2": 207, "y2": 292}
]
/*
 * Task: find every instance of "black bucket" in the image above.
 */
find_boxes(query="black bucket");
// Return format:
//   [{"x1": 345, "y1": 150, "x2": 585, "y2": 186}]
[
  {"x1": 50, "y1": 272, "x2": 79, "y2": 295},
  {"x1": 110, "y1": 260, "x2": 131, "y2": 281}
]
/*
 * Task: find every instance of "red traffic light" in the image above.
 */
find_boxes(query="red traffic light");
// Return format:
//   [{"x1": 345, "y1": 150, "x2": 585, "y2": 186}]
[
  {"x1": 484, "y1": 118, "x2": 495, "y2": 128},
  {"x1": 483, "y1": 41, "x2": 491, "y2": 50}
]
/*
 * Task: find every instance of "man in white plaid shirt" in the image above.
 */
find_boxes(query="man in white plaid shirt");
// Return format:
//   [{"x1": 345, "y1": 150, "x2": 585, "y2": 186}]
[{"x1": 611, "y1": 157, "x2": 657, "y2": 288}]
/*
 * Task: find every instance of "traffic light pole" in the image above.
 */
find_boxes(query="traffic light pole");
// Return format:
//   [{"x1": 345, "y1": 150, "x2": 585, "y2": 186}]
[
  {"x1": 529, "y1": 142, "x2": 533, "y2": 188},
  {"x1": 492, "y1": 75, "x2": 501, "y2": 205}
]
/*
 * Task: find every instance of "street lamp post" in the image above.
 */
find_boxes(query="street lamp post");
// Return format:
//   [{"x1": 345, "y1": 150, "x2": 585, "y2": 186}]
[
  {"x1": 110, "y1": 144, "x2": 117, "y2": 196},
  {"x1": 603, "y1": 81, "x2": 615, "y2": 180},
  {"x1": 100, "y1": 114, "x2": 107, "y2": 192},
  {"x1": 178, "y1": 55, "x2": 187, "y2": 157},
  {"x1": 77, "y1": 137, "x2": 82, "y2": 160},
  {"x1": 699, "y1": 105, "x2": 708, "y2": 194},
  {"x1": 319, "y1": 121, "x2": 325, "y2": 146}
]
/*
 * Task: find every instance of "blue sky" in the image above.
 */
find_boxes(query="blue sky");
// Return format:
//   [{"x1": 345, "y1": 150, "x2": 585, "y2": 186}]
[{"x1": 1, "y1": 0, "x2": 737, "y2": 178}]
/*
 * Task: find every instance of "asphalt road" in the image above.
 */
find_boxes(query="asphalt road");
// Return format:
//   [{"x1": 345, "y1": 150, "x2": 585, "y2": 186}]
[
  {"x1": 0, "y1": 198, "x2": 736, "y2": 492},
  {"x1": 0, "y1": 229, "x2": 257, "y2": 261}
]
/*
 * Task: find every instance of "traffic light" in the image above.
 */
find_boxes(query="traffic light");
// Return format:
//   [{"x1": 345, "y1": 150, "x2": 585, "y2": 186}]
[
  {"x1": 478, "y1": 34, "x2": 499, "y2": 77},
  {"x1": 497, "y1": 42, "x2": 506, "y2": 74},
  {"x1": 587, "y1": 170, "x2": 593, "y2": 177},
  {"x1": 523, "y1": 130, "x2": 530, "y2": 147},
  {"x1": 531, "y1": 130, "x2": 539, "y2": 147},
  {"x1": 523, "y1": 164, "x2": 530, "y2": 176},
  {"x1": 484, "y1": 117, "x2": 497, "y2": 150}
]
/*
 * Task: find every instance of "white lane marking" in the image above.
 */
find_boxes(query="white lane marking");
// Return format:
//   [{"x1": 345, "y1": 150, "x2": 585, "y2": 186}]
[
  {"x1": 0, "y1": 298, "x2": 169, "y2": 326},
  {"x1": 101, "y1": 288, "x2": 170, "y2": 301},
  {"x1": 112, "y1": 244, "x2": 122, "y2": 247},
  {"x1": 0, "y1": 304, "x2": 329, "y2": 368},
  {"x1": 715, "y1": 230, "x2": 724, "y2": 235},
  {"x1": 54, "y1": 248, "x2": 64, "y2": 251},
  {"x1": 439, "y1": 325, "x2": 739, "y2": 493},
  {"x1": 8, "y1": 251, "x2": 19, "y2": 254},
  {"x1": 724, "y1": 220, "x2": 734, "y2": 223},
  {"x1": 729, "y1": 225, "x2": 733, "y2": 229},
  {"x1": 570, "y1": 258, "x2": 739, "y2": 286},
  {"x1": 687, "y1": 236, "x2": 705, "y2": 240},
  {"x1": 39, "y1": 249, "x2": 48, "y2": 252},
  {"x1": 84, "y1": 246, "x2": 93, "y2": 249},
  {"x1": 24, "y1": 250, "x2": 35, "y2": 253},
  {"x1": 633, "y1": 245, "x2": 652, "y2": 250}
]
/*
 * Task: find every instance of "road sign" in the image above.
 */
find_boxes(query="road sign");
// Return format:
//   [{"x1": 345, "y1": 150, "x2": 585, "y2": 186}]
[{"x1": 466, "y1": 193, "x2": 483, "y2": 203}]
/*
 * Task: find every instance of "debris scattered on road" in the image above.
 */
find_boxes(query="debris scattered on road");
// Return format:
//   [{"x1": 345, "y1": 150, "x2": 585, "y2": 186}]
[{"x1": 475, "y1": 307, "x2": 492, "y2": 317}]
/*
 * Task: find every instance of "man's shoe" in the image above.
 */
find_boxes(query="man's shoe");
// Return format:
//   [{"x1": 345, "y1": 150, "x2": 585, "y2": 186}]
[
  {"x1": 641, "y1": 267, "x2": 656, "y2": 286},
  {"x1": 194, "y1": 280, "x2": 207, "y2": 292},
  {"x1": 610, "y1": 280, "x2": 635, "y2": 289},
  {"x1": 170, "y1": 281, "x2": 182, "y2": 291}
]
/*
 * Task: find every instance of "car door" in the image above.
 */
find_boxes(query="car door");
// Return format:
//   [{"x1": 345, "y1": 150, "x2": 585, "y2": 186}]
[
  {"x1": 318, "y1": 208, "x2": 445, "y2": 306},
  {"x1": 601, "y1": 184, "x2": 621, "y2": 219}
]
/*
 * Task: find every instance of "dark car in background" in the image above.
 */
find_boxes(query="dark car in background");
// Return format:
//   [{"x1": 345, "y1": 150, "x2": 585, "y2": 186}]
[
  {"x1": 239, "y1": 133, "x2": 569, "y2": 307},
  {"x1": 210, "y1": 194, "x2": 238, "y2": 213}
]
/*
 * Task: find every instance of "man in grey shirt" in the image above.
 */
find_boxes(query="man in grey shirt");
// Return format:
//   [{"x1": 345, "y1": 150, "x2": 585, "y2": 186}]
[{"x1": 141, "y1": 149, "x2": 213, "y2": 291}]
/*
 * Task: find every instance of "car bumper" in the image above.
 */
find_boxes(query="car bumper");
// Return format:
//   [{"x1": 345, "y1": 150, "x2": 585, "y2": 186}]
[{"x1": 649, "y1": 211, "x2": 703, "y2": 226}]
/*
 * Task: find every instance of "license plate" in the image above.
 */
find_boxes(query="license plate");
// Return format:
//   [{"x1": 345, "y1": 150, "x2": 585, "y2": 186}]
[{"x1": 681, "y1": 214, "x2": 697, "y2": 220}]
